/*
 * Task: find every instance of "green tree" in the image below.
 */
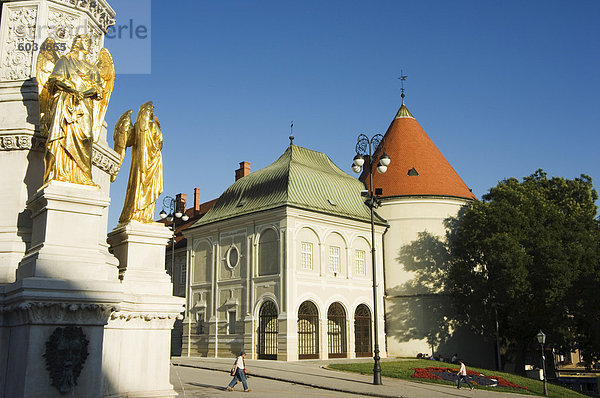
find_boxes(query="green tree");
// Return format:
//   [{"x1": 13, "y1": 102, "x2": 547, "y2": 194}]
[{"x1": 445, "y1": 170, "x2": 600, "y2": 372}]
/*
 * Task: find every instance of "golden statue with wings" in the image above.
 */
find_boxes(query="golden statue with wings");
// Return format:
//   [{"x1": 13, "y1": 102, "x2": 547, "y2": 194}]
[
  {"x1": 112, "y1": 101, "x2": 164, "y2": 224},
  {"x1": 36, "y1": 35, "x2": 114, "y2": 185}
]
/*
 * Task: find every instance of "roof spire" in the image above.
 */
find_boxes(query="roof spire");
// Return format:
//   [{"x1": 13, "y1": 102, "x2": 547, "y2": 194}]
[
  {"x1": 398, "y1": 70, "x2": 408, "y2": 105},
  {"x1": 395, "y1": 71, "x2": 413, "y2": 119},
  {"x1": 289, "y1": 121, "x2": 294, "y2": 145}
]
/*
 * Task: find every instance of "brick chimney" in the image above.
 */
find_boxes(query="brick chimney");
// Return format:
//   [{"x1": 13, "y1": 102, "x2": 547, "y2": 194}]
[
  {"x1": 175, "y1": 193, "x2": 187, "y2": 214},
  {"x1": 193, "y1": 188, "x2": 201, "y2": 215},
  {"x1": 235, "y1": 161, "x2": 251, "y2": 181}
]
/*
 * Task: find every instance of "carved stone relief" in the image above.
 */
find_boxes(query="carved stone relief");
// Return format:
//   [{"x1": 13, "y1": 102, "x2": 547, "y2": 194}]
[
  {"x1": 1, "y1": 6, "x2": 38, "y2": 81},
  {"x1": 0, "y1": 134, "x2": 120, "y2": 177},
  {"x1": 0, "y1": 301, "x2": 118, "y2": 326},
  {"x1": 47, "y1": 6, "x2": 80, "y2": 50},
  {"x1": 43, "y1": 326, "x2": 89, "y2": 394},
  {"x1": 50, "y1": 0, "x2": 115, "y2": 32}
]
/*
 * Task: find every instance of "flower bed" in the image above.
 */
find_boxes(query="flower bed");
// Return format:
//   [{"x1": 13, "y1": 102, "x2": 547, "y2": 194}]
[{"x1": 411, "y1": 367, "x2": 528, "y2": 390}]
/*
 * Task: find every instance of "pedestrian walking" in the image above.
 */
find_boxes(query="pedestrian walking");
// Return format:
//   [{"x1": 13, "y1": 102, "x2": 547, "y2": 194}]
[
  {"x1": 457, "y1": 360, "x2": 474, "y2": 390},
  {"x1": 226, "y1": 351, "x2": 251, "y2": 392}
]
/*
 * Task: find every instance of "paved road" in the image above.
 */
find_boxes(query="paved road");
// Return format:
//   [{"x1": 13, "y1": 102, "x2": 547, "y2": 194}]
[
  {"x1": 171, "y1": 365, "x2": 357, "y2": 397},
  {"x1": 171, "y1": 357, "x2": 533, "y2": 398}
]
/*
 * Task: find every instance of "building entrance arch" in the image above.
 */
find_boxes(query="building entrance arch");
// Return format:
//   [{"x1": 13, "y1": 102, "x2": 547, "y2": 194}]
[
  {"x1": 298, "y1": 301, "x2": 319, "y2": 359},
  {"x1": 327, "y1": 302, "x2": 347, "y2": 358},
  {"x1": 354, "y1": 304, "x2": 372, "y2": 357},
  {"x1": 258, "y1": 301, "x2": 278, "y2": 359}
]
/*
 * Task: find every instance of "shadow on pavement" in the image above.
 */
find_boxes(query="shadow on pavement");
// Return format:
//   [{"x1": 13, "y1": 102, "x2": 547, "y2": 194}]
[{"x1": 188, "y1": 382, "x2": 228, "y2": 391}]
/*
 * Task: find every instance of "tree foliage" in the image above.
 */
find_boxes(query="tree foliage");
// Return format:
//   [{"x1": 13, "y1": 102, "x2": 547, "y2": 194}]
[{"x1": 445, "y1": 170, "x2": 600, "y2": 367}]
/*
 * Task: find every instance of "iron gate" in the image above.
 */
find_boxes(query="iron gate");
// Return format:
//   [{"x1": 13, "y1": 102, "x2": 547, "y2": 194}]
[
  {"x1": 258, "y1": 301, "x2": 278, "y2": 359},
  {"x1": 354, "y1": 304, "x2": 372, "y2": 357},
  {"x1": 327, "y1": 302, "x2": 347, "y2": 358},
  {"x1": 298, "y1": 301, "x2": 319, "y2": 359}
]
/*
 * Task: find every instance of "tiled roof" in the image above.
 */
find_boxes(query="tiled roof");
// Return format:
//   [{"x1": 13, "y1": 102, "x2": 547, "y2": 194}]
[
  {"x1": 190, "y1": 145, "x2": 385, "y2": 227},
  {"x1": 361, "y1": 101, "x2": 475, "y2": 200}
]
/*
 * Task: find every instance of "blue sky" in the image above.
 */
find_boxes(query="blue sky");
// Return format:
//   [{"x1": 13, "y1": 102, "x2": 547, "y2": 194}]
[{"x1": 104, "y1": 0, "x2": 600, "y2": 229}]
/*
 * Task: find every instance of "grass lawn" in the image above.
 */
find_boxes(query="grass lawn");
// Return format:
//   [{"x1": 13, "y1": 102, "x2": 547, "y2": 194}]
[{"x1": 327, "y1": 359, "x2": 586, "y2": 398}]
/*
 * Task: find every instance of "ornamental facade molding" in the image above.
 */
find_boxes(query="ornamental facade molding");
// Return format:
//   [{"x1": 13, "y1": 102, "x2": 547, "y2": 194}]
[
  {"x1": 0, "y1": 133, "x2": 45, "y2": 151},
  {"x1": 91, "y1": 142, "x2": 121, "y2": 177},
  {"x1": 108, "y1": 310, "x2": 183, "y2": 329},
  {"x1": 0, "y1": 133, "x2": 121, "y2": 177},
  {"x1": 0, "y1": 301, "x2": 118, "y2": 326},
  {"x1": 49, "y1": 0, "x2": 116, "y2": 32}
]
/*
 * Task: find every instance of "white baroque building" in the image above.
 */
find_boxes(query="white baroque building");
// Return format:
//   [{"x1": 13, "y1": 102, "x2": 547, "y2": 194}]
[{"x1": 182, "y1": 144, "x2": 387, "y2": 360}]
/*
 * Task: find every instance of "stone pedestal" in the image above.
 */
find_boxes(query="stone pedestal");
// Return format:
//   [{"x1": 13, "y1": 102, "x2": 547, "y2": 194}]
[
  {"x1": 0, "y1": 182, "x2": 123, "y2": 398},
  {"x1": 104, "y1": 222, "x2": 184, "y2": 398},
  {"x1": 17, "y1": 180, "x2": 120, "y2": 281},
  {"x1": 0, "y1": 282, "x2": 121, "y2": 398}
]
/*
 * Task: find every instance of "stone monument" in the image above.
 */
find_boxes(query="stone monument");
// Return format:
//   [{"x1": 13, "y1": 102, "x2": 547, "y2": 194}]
[{"x1": 0, "y1": 1, "x2": 183, "y2": 397}]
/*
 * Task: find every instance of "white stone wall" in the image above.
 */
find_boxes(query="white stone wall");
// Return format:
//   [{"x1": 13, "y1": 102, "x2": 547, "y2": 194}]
[
  {"x1": 377, "y1": 196, "x2": 492, "y2": 367},
  {"x1": 183, "y1": 206, "x2": 387, "y2": 361}
]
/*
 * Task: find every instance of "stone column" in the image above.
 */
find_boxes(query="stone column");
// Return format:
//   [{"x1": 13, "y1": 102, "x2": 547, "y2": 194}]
[{"x1": 105, "y1": 221, "x2": 184, "y2": 398}]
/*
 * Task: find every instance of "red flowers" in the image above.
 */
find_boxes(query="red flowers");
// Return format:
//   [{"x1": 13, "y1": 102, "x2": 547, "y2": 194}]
[
  {"x1": 411, "y1": 367, "x2": 528, "y2": 390},
  {"x1": 412, "y1": 367, "x2": 442, "y2": 380}
]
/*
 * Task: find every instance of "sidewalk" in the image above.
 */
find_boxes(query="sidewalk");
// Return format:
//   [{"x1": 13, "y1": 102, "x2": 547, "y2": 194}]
[{"x1": 172, "y1": 357, "x2": 533, "y2": 398}]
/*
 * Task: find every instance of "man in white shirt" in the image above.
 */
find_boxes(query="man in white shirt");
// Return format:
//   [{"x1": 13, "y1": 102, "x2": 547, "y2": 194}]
[
  {"x1": 457, "y1": 360, "x2": 474, "y2": 390},
  {"x1": 226, "y1": 351, "x2": 251, "y2": 392}
]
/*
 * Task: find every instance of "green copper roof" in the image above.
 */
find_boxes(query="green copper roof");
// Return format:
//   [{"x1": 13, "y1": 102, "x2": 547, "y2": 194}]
[{"x1": 191, "y1": 145, "x2": 385, "y2": 227}]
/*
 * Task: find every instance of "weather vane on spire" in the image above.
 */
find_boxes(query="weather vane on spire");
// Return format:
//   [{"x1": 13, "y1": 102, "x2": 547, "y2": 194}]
[
  {"x1": 398, "y1": 70, "x2": 407, "y2": 102},
  {"x1": 289, "y1": 121, "x2": 294, "y2": 145}
]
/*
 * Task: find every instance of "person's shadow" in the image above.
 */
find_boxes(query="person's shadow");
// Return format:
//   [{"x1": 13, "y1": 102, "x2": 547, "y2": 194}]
[{"x1": 188, "y1": 382, "x2": 230, "y2": 391}]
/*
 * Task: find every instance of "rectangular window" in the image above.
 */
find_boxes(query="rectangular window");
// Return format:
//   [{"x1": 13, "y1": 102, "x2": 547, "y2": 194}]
[
  {"x1": 355, "y1": 249, "x2": 366, "y2": 275},
  {"x1": 180, "y1": 261, "x2": 187, "y2": 285},
  {"x1": 196, "y1": 312, "x2": 204, "y2": 334},
  {"x1": 228, "y1": 311, "x2": 236, "y2": 335},
  {"x1": 301, "y1": 242, "x2": 313, "y2": 270},
  {"x1": 329, "y1": 246, "x2": 340, "y2": 273}
]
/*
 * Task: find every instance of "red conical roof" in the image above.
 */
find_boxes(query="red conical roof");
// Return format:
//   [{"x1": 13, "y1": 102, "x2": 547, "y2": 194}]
[{"x1": 361, "y1": 99, "x2": 475, "y2": 200}]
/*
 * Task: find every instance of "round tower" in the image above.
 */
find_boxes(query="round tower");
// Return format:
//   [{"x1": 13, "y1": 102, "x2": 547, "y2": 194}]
[{"x1": 362, "y1": 94, "x2": 484, "y2": 361}]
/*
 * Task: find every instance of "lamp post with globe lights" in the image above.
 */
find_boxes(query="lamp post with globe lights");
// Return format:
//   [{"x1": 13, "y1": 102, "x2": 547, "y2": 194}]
[
  {"x1": 352, "y1": 133, "x2": 390, "y2": 385},
  {"x1": 536, "y1": 330, "x2": 548, "y2": 396},
  {"x1": 159, "y1": 196, "x2": 189, "y2": 277}
]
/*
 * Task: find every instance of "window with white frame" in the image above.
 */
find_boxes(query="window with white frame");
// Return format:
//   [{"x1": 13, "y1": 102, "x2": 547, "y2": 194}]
[
  {"x1": 355, "y1": 249, "x2": 366, "y2": 275},
  {"x1": 228, "y1": 310, "x2": 236, "y2": 334},
  {"x1": 328, "y1": 246, "x2": 340, "y2": 273},
  {"x1": 301, "y1": 242, "x2": 313, "y2": 270}
]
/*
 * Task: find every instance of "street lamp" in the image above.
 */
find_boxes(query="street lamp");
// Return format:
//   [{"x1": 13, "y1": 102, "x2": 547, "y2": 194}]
[
  {"x1": 536, "y1": 330, "x2": 548, "y2": 396},
  {"x1": 352, "y1": 133, "x2": 389, "y2": 386},
  {"x1": 160, "y1": 196, "x2": 189, "y2": 276}
]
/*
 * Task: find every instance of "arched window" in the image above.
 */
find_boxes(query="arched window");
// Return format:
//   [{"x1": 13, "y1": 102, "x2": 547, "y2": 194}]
[
  {"x1": 327, "y1": 302, "x2": 347, "y2": 358},
  {"x1": 259, "y1": 229, "x2": 279, "y2": 275},
  {"x1": 298, "y1": 301, "x2": 319, "y2": 359},
  {"x1": 354, "y1": 304, "x2": 372, "y2": 357},
  {"x1": 258, "y1": 301, "x2": 278, "y2": 359}
]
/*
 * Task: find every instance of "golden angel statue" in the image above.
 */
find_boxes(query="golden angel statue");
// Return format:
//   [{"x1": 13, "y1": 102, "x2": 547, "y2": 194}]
[
  {"x1": 36, "y1": 35, "x2": 114, "y2": 185},
  {"x1": 112, "y1": 101, "x2": 164, "y2": 224}
]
